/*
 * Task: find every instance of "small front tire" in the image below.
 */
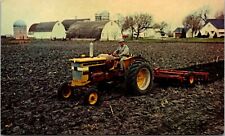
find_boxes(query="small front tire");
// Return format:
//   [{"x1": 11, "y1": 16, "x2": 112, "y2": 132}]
[
  {"x1": 84, "y1": 88, "x2": 100, "y2": 106},
  {"x1": 58, "y1": 82, "x2": 73, "y2": 100}
]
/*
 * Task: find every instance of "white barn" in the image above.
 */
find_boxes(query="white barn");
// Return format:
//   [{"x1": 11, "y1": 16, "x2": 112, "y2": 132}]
[
  {"x1": 13, "y1": 20, "x2": 28, "y2": 39},
  {"x1": 66, "y1": 21, "x2": 122, "y2": 41},
  {"x1": 28, "y1": 21, "x2": 66, "y2": 39},
  {"x1": 199, "y1": 19, "x2": 224, "y2": 38}
]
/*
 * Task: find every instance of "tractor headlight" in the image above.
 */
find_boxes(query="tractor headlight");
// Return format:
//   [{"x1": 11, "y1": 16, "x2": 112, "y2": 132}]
[
  {"x1": 77, "y1": 67, "x2": 89, "y2": 72},
  {"x1": 71, "y1": 65, "x2": 74, "y2": 70}
]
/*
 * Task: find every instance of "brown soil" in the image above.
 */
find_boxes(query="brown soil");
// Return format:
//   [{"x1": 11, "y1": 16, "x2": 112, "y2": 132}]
[{"x1": 1, "y1": 40, "x2": 224, "y2": 135}]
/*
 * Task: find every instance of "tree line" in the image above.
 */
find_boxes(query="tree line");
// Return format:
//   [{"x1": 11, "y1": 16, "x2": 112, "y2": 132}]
[{"x1": 116, "y1": 8, "x2": 224, "y2": 39}]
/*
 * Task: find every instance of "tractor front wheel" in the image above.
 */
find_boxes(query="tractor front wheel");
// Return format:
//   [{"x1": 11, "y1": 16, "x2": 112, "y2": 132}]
[
  {"x1": 58, "y1": 82, "x2": 73, "y2": 100},
  {"x1": 126, "y1": 60, "x2": 153, "y2": 95},
  {"x1": 84, "y1": 88, "x2": 100, "y2": 105}
]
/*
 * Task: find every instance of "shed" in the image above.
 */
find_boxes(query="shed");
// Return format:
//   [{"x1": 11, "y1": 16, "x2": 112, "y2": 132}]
[
  {"x1": 13, "y1": 20, "x2": 27, "y2": 39},
  {"x1": 28, "y1": 21, "x2": 66, "y2": 39},
  {"x1": 66, "y1": 21, "x2": 122, "y2": 41},
  {"x1": 200, "y1": 19, "x2": 224, "y2": 38},
  {"x1": 173, "y1": 27, "x2": 188, "y2": 38}
]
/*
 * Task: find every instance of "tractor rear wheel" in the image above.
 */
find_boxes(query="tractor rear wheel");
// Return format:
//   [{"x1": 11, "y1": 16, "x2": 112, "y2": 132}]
[
  {"x1": 58, "y1": 82, "x2": 73, "y2": 100},
  {"x1": 126, "y1": 60, "x2": 153, "y2": 95}
]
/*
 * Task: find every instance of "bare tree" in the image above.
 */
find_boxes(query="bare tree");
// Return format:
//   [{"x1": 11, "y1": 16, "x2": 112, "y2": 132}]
[
  {"x1": 153, "y1": 21, "x2": 168, "y2": 31},
  {"x1": 215, "y1": 10, "x2": 224, "y2": 19},
  {"x1": 114, "y1": 13, "x2": 125, "y2": 32},
  {"x1": 199, "y1": 7, "x2": 210, "y2": 22},
  {"x1": 182, "y1": 7, "x2": 210, "y2": 37},
  {"x1": 122, "y1": 16, "x2": 135, "y2": 39},
  {"x1": 122, "y1": 13, "x2": 152, "y2": 40},
  {"x1": 133, "y1": 13, "x2": 153, "y2": 39},
  {"x1": 183, "y1": 14, "x2": 202, "y2": 37}
]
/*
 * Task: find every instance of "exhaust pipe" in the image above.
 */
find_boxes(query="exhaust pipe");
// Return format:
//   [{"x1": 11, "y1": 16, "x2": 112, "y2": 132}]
[{"x1": 89, "y1": 42, "x2": 94, "y2": 57}]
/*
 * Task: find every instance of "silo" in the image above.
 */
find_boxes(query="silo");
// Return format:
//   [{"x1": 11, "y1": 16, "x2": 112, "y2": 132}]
[{"x1": 13, "y1": 20, "x2": 27, "y2": 39}]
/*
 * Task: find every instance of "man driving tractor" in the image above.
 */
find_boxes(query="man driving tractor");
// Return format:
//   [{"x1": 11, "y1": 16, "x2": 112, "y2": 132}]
[
  {"x1": 113, "y1": 38, "x2": 129, "y2": 60},
  {"x1": 98, "y1": 38, "x2": 129, "y2": 70},
  {"x1": 112, "y1": 38, "x2": 130, "y2": 69}
]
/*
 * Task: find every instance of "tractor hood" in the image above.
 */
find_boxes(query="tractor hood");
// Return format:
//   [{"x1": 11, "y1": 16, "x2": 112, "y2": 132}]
[{"x1": 69, "y1": 57, "x2": 106, "y2": 63}]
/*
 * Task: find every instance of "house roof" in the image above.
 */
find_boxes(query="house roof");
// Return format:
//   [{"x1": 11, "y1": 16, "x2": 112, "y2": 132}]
[
  {"x1": 206, "y1": 19, "x2": 224, "y2": 29},
  {"x1": 62, "y1": 19, "x2": 90, "y2": 31},
  {"x1": 174, "y1": 27, "x2": 190, "y2": 33},
  {"x1": 66, "y1": 21, "x2": 109, "y2": 39},
  {"x1": 28, "y1": 21, "x2": 58, "y2": 32}
]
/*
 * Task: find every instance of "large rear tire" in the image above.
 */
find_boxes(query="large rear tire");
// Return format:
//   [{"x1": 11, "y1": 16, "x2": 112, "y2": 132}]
[{"x1": 126, "y1": 60, "x2": 153, "y2": 95}]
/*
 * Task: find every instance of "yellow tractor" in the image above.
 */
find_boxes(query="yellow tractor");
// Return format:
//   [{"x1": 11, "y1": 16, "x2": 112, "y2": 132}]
[{"x1": 58, "y1": 45, "x2": 154, "y2": 105}]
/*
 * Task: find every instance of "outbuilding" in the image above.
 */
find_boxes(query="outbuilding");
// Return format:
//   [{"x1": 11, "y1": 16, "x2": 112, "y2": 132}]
[
  {"x1": 13, "y1": 20, "x2": 27, "y2": 39},
  {"x1": 173, "y1": 27, "x2": 189, "y2": 38},
  {"x1": 199, "y1": 19, "x2": 224, "y2": 38},
  {"x1": 28, "y1": 21, "x2": 66, "y2": 39},
  {"x1": 66, "y1": 21, "x2": 122, "y2": 41}
]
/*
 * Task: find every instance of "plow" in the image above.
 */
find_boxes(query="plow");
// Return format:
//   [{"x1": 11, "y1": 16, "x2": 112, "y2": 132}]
[{"x1": 58, "y1": 43, "x2": 209, "y2": 105}]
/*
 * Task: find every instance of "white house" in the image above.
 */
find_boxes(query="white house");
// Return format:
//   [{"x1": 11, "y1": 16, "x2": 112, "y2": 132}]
[
  {"x1": 199, "y1": 19, "x2": 224, "y2": 38},
  {"x1": 66, "y1": 21, "x2": 122, "y2": 41},
  {"x1": 13, "y1": 20, "x2": 28, "y2": 39},
  {"x1": 141, "y1": 28, "x2": 164, "y2": 39},
  {"x1": 124, "y1": 28, "x2": 166, "y2": 39},
  {"x1": 173, "y1": 27, "x2": 196, "y2": 38},
  {"x1": 28, "y1": 21, "x2": 66, "y2": 39}
]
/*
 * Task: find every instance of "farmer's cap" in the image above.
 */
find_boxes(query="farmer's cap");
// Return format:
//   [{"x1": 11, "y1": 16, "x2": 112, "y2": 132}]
[{"x1": 118, "y1": 38, "x2": 125, "y2": 43}]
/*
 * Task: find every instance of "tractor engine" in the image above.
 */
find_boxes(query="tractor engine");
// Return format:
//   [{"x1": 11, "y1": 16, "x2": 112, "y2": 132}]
[{"x1": 69, "y1": 55, "x2": 117, "y2": 87}]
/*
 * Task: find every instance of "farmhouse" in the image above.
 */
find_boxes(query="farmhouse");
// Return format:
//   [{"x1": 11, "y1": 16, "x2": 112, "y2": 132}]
[
  {"x1": 142, "y1": 28, "x2": 166, "y2": 39},
  {"x1": 66, "y1": 21, "x2": 122, "y2": 41},
  {"x1": 13, "y1": 20, "x2": 28, "y2": 39},
  {"x1": 62, "y1": 18, "x2": 90, "y2": 31},
  {"x1": 173, "y1": 27, "x2": 186, "y2": 38},
  {"x1": 173, "y1": 27, "x2": 194, "y2": 38},
  {"x1": 199, "y1": 19, "x2": 224, "y2": 38},
  {"x1": 28, "y1": 21, "x2": 66, "y2": 39},
  {"x1": 123, "y1": 28, "x2": 166, "y2": 39}
]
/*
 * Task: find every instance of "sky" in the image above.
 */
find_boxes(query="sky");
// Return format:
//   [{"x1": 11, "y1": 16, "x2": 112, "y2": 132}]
[{"x1": 1, "y1": 0, "x2": 224, "y2": 35}]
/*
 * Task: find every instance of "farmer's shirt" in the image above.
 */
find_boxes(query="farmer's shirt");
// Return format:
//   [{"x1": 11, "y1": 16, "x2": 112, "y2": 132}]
[{"x1": 115, "y1": 44, "x2": 129, "y2": 58}]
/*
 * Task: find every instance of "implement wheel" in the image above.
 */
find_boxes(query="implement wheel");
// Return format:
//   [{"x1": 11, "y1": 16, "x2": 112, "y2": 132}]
[
  {"x1": 126, "y1": 60, "x2": 153, "y2": 95},
  {"x1": 185, "y1": 74, "x2": 195, "y2": 87},
  {"x1": 84, "y1": 88, "x2": 100, "y2": 105},
  {"x1": 58, "y1": 82, "x2": 73, "y2": 100}
]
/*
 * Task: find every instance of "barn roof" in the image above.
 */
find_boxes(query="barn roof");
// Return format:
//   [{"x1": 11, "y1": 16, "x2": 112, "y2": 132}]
[
  {"x1": 28, "y1": 21, "x2": 58, "y2": 32},
  {"x1": 28, "y1": 23, "x2": 38, "y2": 32},
  {"x1": 206, "y1": 19, "x2": 224, "y2": 29},
  {"x1": 62, "y1": 19, "x2": 90, "y2": 31},
  {"x1": 66, "y1": 21, "x2": 109, "y2": 39}
]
